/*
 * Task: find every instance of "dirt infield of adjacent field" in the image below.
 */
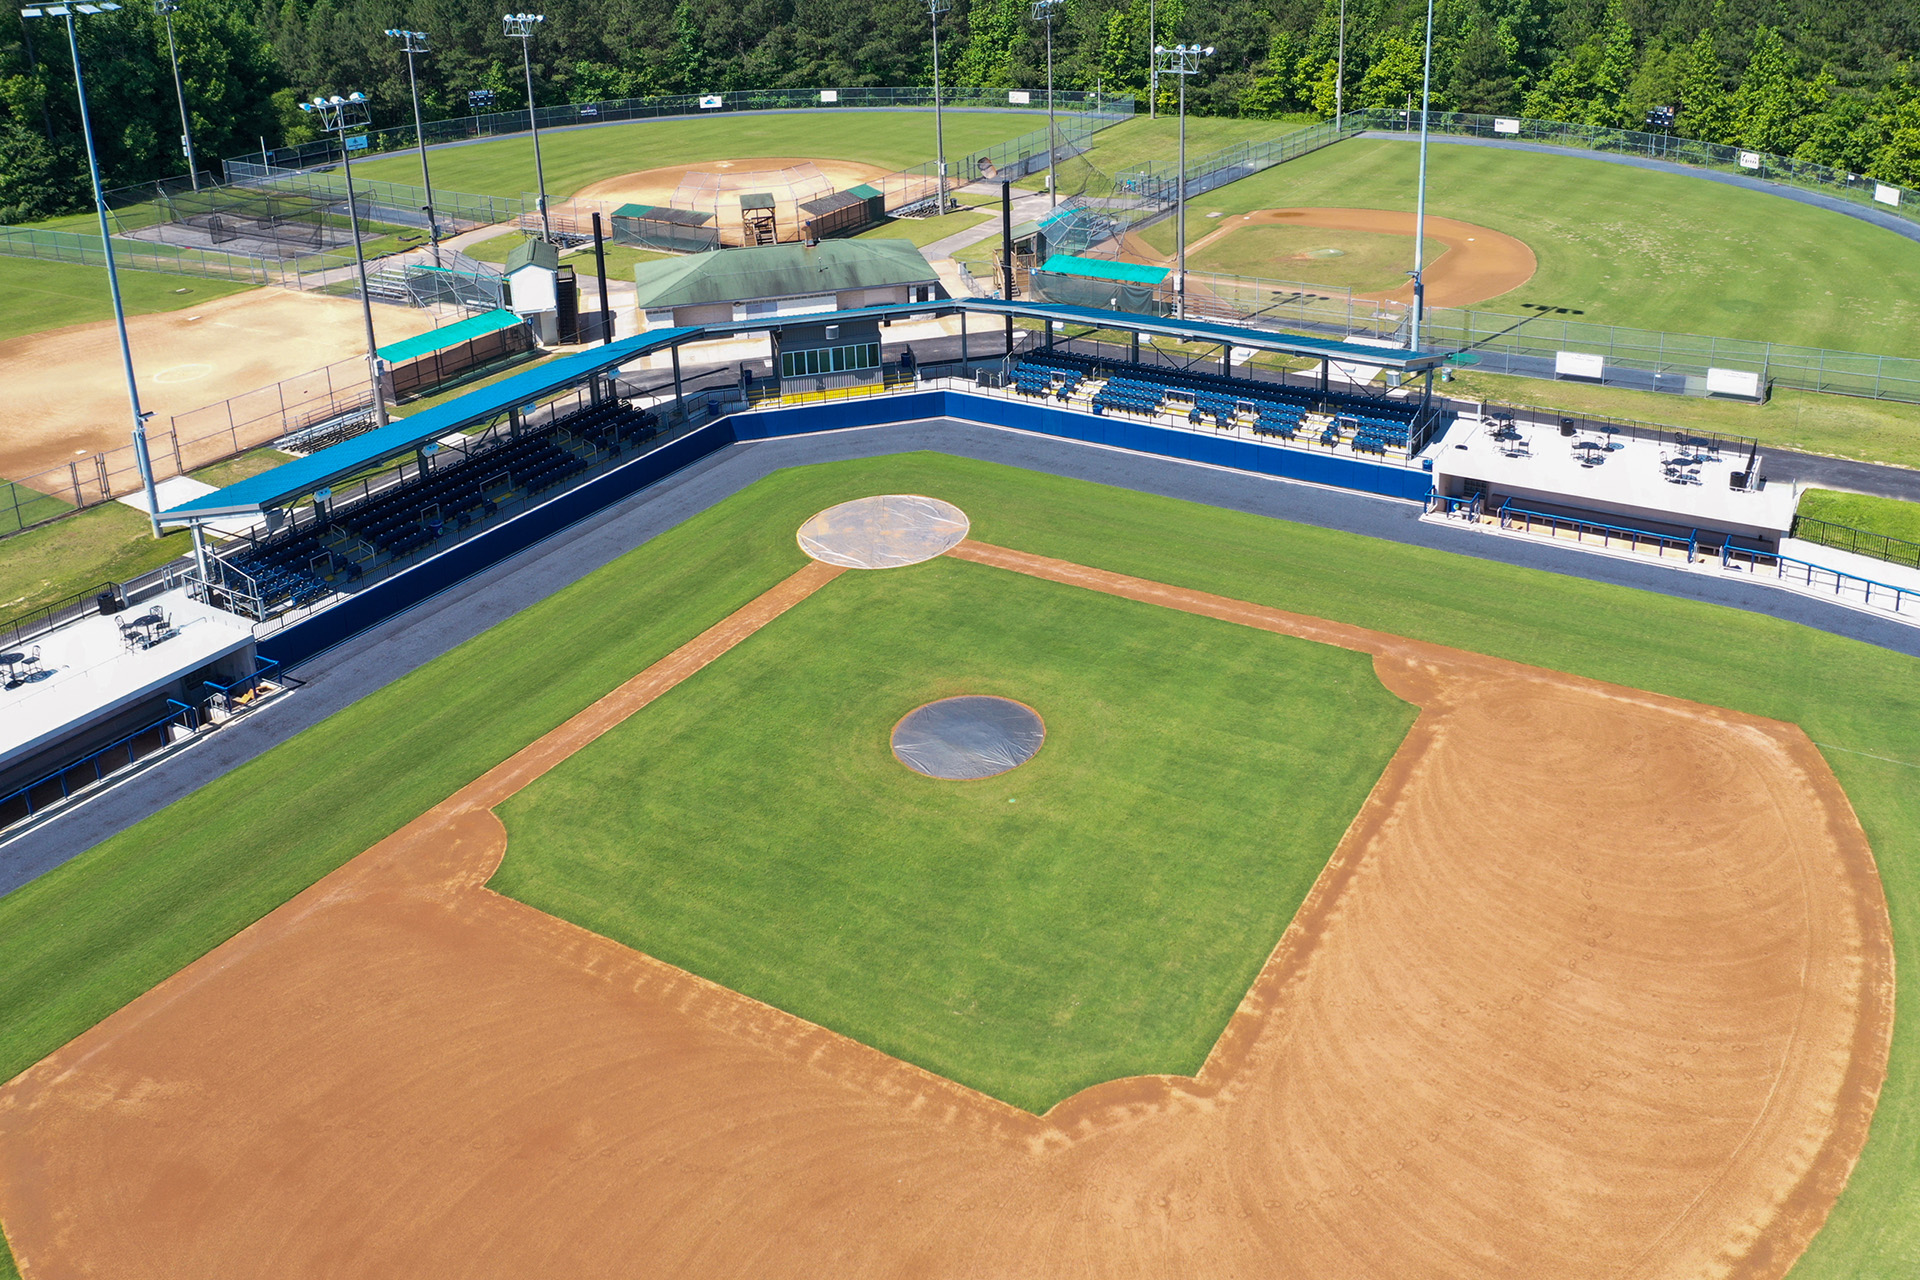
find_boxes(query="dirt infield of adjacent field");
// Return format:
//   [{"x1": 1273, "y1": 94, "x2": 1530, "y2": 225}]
[
  {"x1": 573, "y1": 156, "x2": 895, "y2": 210},
  {"x1": 1132, "y1": 207, "x2": 1536, "y2": 308},
  {"x1": 0, "y1": 540, "x2": 1891, "y2": 1280},
  {"x1": 0, "y1": 289, "x2": 438, "y2": 481}
]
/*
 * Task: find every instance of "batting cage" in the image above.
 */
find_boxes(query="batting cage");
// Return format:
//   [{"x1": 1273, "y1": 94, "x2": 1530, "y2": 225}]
[{"x1": 150, "y1": 186, "x2": 371, "y2": 258}]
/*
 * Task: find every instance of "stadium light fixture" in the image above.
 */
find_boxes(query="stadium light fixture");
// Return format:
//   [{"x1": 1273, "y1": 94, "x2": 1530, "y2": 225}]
[
  {"x1": 152, "y1": 0, "x2": 199, "y2": 190},
  {"x1": 23, "y1": 0, "x2": 165, "y2": 538},
  {"x1": 1409, "y1": 0, "x2": 1434, "y2": 352},
  {"x1": 385, "y1": 28, "x2": 441, "y2": 266},
  {"x1": 1335, "y1": 0, "x2": 1346, "y2": 122},
  {"x1": 502, "y1": 12, "x2": 551, "y2": 239},
  {"x1": 298, "y1": 90, "x2": 388, "y2": 428},
  {"x1": 925, "y1": 0, "x2": 949, "y2": 216},
  {"x1": 1031, "y1": 0, "x2": 1062, "y2": 209},
  {"x1": 1152, "y1": 44, "x2": 1213, "y2": 319}
]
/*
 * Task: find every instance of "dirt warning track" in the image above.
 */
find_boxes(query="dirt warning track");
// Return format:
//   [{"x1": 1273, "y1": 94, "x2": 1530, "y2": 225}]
[{"x1": 0, "y1": 543, "x2": 1891, "y2": 1280}]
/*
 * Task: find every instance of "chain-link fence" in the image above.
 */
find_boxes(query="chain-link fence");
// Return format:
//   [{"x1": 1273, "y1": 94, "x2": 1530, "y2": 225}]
[
  {"x1": 1347, "y1": 108, "x2": 1918, "y2": 229},
  {"x1": 241, "y1": 87, "x2": 1134, "y2": 175}
]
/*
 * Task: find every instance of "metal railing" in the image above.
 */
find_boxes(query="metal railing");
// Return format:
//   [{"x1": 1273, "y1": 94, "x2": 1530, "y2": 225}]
[
  {"x1": 1497, "y1": 499, "x2": 1703, "y2": 561},
  {"x1": 1, "y1": 700, "x2": 199, "y2": 834},
  {"x1": 0, "y1": 583, "x2": 117, "y2": 652},
  {"x1": 1790, "y1": 514, "x2": 1920, "y2": 571},
  {"x1": 1722, "y1": 544, "x2": 1919, "y2": 613},
  {"x1": 236, "y1": 87, "x2": 1134, "y2": 175}
]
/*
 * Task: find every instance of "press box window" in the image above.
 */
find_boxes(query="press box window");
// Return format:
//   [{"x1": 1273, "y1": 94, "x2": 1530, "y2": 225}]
[{"x1": 781, "y1": 342, "x2": 881, "y2": 377}]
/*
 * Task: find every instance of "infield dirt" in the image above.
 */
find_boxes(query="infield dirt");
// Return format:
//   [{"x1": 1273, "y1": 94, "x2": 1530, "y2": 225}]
[
  {"x1": 0, "y1": 289, "x2": 438, "y2": 481},
  {"x1": 0, "y1": 542, "x2": 1890, "y2": 1280},
  {"x1": 573, "y1": 157, "x2": 894, "y2": 209}
]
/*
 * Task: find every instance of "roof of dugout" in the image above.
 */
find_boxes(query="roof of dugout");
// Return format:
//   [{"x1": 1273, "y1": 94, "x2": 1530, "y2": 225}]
[{"x1": 162, "y1": 299, "x2": 1446, "y2": 523}]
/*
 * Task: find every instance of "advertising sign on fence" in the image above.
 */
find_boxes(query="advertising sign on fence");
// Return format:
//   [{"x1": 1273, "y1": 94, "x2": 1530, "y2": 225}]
[
  {"x1": 1706, "y1": 367, "x2": 1763, "y2": 400},
  {"x1": 819, "y1": 90, "x2": 838, "y2": 103},
  {"x1": 698, "y1": 95, "x2": 723, "y2": 109},
  {"x1": 1555, "y1": 351, "x2": 1606, "y2": 381},
  {"x1": 1009, "y1": 91, "x2": 1031, "y2": 104},
  {"x1": 1738, "y1": 151, "x2": 1762, "y2": 170},
  {"x1": 1493, "y1": 118, "x2": 1520, "y2": 134},
  {"x1": 1875, "y1": 184, "x2": 1901, "y2": 207},
  {"x1": 346, "y1": 136, "x2": 368, "y2": 151}
]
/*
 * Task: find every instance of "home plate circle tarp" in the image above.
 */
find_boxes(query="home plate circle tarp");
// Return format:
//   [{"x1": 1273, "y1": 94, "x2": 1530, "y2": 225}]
[
  {"x1": 891, "y1": 696, "x2": 1046, "y2": 780},
  {"x1": 797, "y1": 495, "x2": 969, "y2": 569}
]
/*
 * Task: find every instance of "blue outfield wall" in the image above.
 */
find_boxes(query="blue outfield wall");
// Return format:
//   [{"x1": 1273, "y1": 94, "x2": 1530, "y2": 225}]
[{"x1": 263, "y1": 390, "x2": 1429, "y2": 666}]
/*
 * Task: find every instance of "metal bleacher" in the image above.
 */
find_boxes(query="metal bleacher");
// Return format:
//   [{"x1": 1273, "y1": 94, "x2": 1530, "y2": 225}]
[
  {"x1": 1012, "y1": 352, "x2": 1435, "y2": 456},
  {"x1": 221, "y1": 400, "x2": 661, "y2": 613}
]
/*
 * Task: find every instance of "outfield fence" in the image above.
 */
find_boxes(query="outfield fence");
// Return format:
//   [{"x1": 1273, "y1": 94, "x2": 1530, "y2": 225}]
[
  {"x1": 234, "y1": 87, "x2": 1134, "y2": 176},
  {"x1": 1350, "y1": 109, "x2": 1919, "y2": 231}
]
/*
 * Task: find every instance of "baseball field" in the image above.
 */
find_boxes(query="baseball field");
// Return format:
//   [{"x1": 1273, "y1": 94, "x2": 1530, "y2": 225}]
[
  {"x1": 1127, "y1": 136, "x2": 1920, "y2": 358},
  {"x1": 0, "y1": 451, "x2": 1914, "y2": 1278}
]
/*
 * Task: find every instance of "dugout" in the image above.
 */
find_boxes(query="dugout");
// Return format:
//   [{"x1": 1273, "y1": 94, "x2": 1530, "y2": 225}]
[
  {"x1": 609, "y1": 203, "x2": 719, "y2": 254},
  {"x1": 1029, "y1": 254, "x2": 1170, "y2": 315},
  {"x1": 378, "y1": 309, "x2": 535, "y2": 400},
  {"x1": 798, "y1": 185, "x2": 885, "y2": 240}
]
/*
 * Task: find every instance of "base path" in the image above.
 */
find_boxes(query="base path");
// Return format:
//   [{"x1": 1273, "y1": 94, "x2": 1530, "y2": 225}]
[
  {"x1": 0, "y1": 540, "x2": 1891, "y2": 1280},
  {"x1": 0, "y1": 289, "x2": 438, "y2": 481},
  {"x1": 1133, "y1": 206, "x2": 1537, "y2": 308}
]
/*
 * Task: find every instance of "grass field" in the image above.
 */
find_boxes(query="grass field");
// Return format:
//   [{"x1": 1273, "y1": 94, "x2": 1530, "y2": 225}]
[
  {"x1": 856, "y1": 208, "x2": 993, "y2": 248},
  {"x1": 1037, "y1": 115, "x2": 1319, "y2": 186},
  {"x1": 0, "y1": 453, "x2": 1915, "y2": 1279},
  {"x1": 1436, "y1": 369, "x2": 1920, "y2": 471},
  {"x1": 0, "y1": 258, "x2": 252, "y2": 344},
  {"x1": 494, "y1": 555, "x2": 1412, "y2": 1112},
  {"x1": 1797, "y1": 489, "x2": 1920, "y2": 546},
  {"x1": 1191, "y1": 223, "x2": 1448, "y2": 292},
  {"x1": 0, "y1": 501, "x2": 191, "y2": 619},
  {"x1": 0, "y1": 479, "x2": 72, "y2": 537},
  {"x1": 349, "y1": 110, "x2": 1058, "y2": 205},
  {"x1": 1133, "y1": 138, "x2": 1920, "y2": 358}
]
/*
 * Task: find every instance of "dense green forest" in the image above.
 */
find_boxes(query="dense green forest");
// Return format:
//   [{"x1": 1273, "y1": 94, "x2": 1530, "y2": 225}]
[{"x1": 1, "y1": 0, "x2": 1914, "y2": 221}]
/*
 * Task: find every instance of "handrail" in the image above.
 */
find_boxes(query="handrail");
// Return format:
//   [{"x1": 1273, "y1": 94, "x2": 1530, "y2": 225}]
[
  {"x1": 0, "y1": 582, "x2": 118, "y2": 652},
  {"x1": 1721, "y1": 544, "x2": 1918, "y2": 613},
  {"x1": 0, "y1": 700, "x2": 200, "y2": 832}
]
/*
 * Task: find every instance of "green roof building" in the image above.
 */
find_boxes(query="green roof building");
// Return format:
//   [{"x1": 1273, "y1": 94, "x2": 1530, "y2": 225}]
[{"x1": 633, "y1": 239, "x2": 943, "y2": 329}]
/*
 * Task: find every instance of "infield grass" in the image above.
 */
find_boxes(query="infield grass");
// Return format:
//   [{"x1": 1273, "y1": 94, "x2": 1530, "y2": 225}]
[
  {"x1": 348, "y1": 111, "x2": 1059, "y2": 203},
  {"x1": 493, "y1": 556, "x2": 1412, "y2": 1112},
  {"x1": 1135, "y1": 138, "x2": 1920, "y2": 358},
  {"x1": 0, "y1": 453, "x2": 1916, "y2": 1278}
]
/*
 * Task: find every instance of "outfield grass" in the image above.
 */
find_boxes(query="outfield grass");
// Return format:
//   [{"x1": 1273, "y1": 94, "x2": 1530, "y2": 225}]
[
  {"x1": 1797, "y1": 489, "x2": 1920, "y2": 546},
  {"x1": 1191, "y1": 223, "x2": 1448, "y2": 291},
  {"x1": 1035, "y1": 115, "x2": 1319, "y2": 185},
  {"x1": 349, "y1": 111, "x2": 1058, "y2": 204},
  {"x1": 0, "y1": 258, "x2": 252, "y2": 344},
  {"x1": 0, "y1": 453, "x2": 1915, "y2": 1278},
  {"x1": 1133, "y1": 138, "x2": 1920, "y2": 358},
  {"x1": 494, "y1": 556, "x2": 1412, "y2": 1112},
  {"x1": 1440, "y1": 369, "x2": 1920, "y2": 471}
]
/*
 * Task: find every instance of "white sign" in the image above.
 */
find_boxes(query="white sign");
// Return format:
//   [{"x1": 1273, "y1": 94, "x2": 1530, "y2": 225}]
[
  {"x1": 1008, "y1": 90, "x2": 1031, "y2": 104},
  {"x1": 699, "y1": 94, "x2": 724, "y2": 109},
  {"x1": 1555, "y1": 350, "x2": 1605, "y2": 380},
  {"x1": 1874, "y1": 183, "x2": 1901, "y2": 207},
  {"x1": 1738, "y1": 150, "x2": 1762, "y2": 170},
  {"x1": 1493, "y1": 118, "x2": 1520, "y2": 135},
  {"x1": 819, "y1": 90, "x2": 838, "y2": 103},
  {"x1": 1706, "y1": 367, "x2": 1762, "y2": 399}
]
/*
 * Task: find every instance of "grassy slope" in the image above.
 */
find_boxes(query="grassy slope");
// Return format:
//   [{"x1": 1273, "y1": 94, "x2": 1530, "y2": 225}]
[
  {"x1": 0, "y1": 481, "x2": 71, "y2": 537},
  {"x1": 1797, "y1": 489, "x2": 1920, "y2": 544},
  {"x1": 1134, "y1": 138, "x2": 1920, "y2": 358},
  {"x1": 0, "y1": 503, "x2": 192, "y2": 618},
  {"x1": 349, "y1": 110, "x2": 1056, "y2": 203},
  {"x1": 0, "y1": 259, "x2": 252, "y2": 344},
  {"x1": 494, "y1": 557, "x2": 1412, "y2": 1113},
  {"x1": 1440, "y1": 369, "x2": 1920, "y2": 471},
  {"x1": 0, "y1": 453, "x2": 1912, "y2": 1277}
]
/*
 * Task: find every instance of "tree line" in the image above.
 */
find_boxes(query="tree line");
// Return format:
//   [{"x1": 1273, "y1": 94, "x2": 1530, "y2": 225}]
[{"x1": 1, "y1": 0, "x2": 1914, "y2": 222}]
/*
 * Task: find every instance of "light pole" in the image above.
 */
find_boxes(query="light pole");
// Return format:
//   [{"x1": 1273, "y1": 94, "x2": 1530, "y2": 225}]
[
  {"x1": 299, "y1": 92, "x2": 388, "y2": 428},
  {"x1": 926, "y1": 0, "x2": 948, "y2": 215},
  {"x1": 1335, "y1": 0, "x2": 1346, "y2": 123},
  {"x1": 1409, "y1": 0, "x2": 1434, "y2": 352},
  {"x1": 152, "y1": 0, "x2": 198, "y2": 188},
  {"x1": 23, "y1": 1, "x2": 162, "y2": 536},
  {"x1": 385, "y1": 29, "x2": 441, "y2": 266},
  {"x1": 503, "y1": 13, "x2": 550, "y2": 240},
  {"x1": 1147, "y1": 0, "x2": 1156, "y2": 119},
  {"x1": 1153, "y1": 43, "x2": 1211, "y2": 319},
  {"x1": 1032, "y1": 0, "x2": 1061, "y2": 209}
]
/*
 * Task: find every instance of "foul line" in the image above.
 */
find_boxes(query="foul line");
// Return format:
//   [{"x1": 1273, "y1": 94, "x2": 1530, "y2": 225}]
[{"x1": 1813, "y1": 742, "x2": 1920, "y2": 769}]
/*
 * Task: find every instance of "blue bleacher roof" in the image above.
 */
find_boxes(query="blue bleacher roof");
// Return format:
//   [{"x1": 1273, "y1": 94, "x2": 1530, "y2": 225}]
[
  {"x1": 164, "y1": 328, "x2": 700, "y2": 518},
  {"x1": 163, "y1": 295, "x2": 1444, "y2": 523}
]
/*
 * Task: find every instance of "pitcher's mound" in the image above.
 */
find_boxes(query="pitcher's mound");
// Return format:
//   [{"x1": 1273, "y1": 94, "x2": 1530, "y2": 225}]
[
  {"x1": 797, "y1": 495, "x2": 969, "y2": 569},
  {"x1": 892, "y1": 696, "x2": 1046, "y2": 780}
]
